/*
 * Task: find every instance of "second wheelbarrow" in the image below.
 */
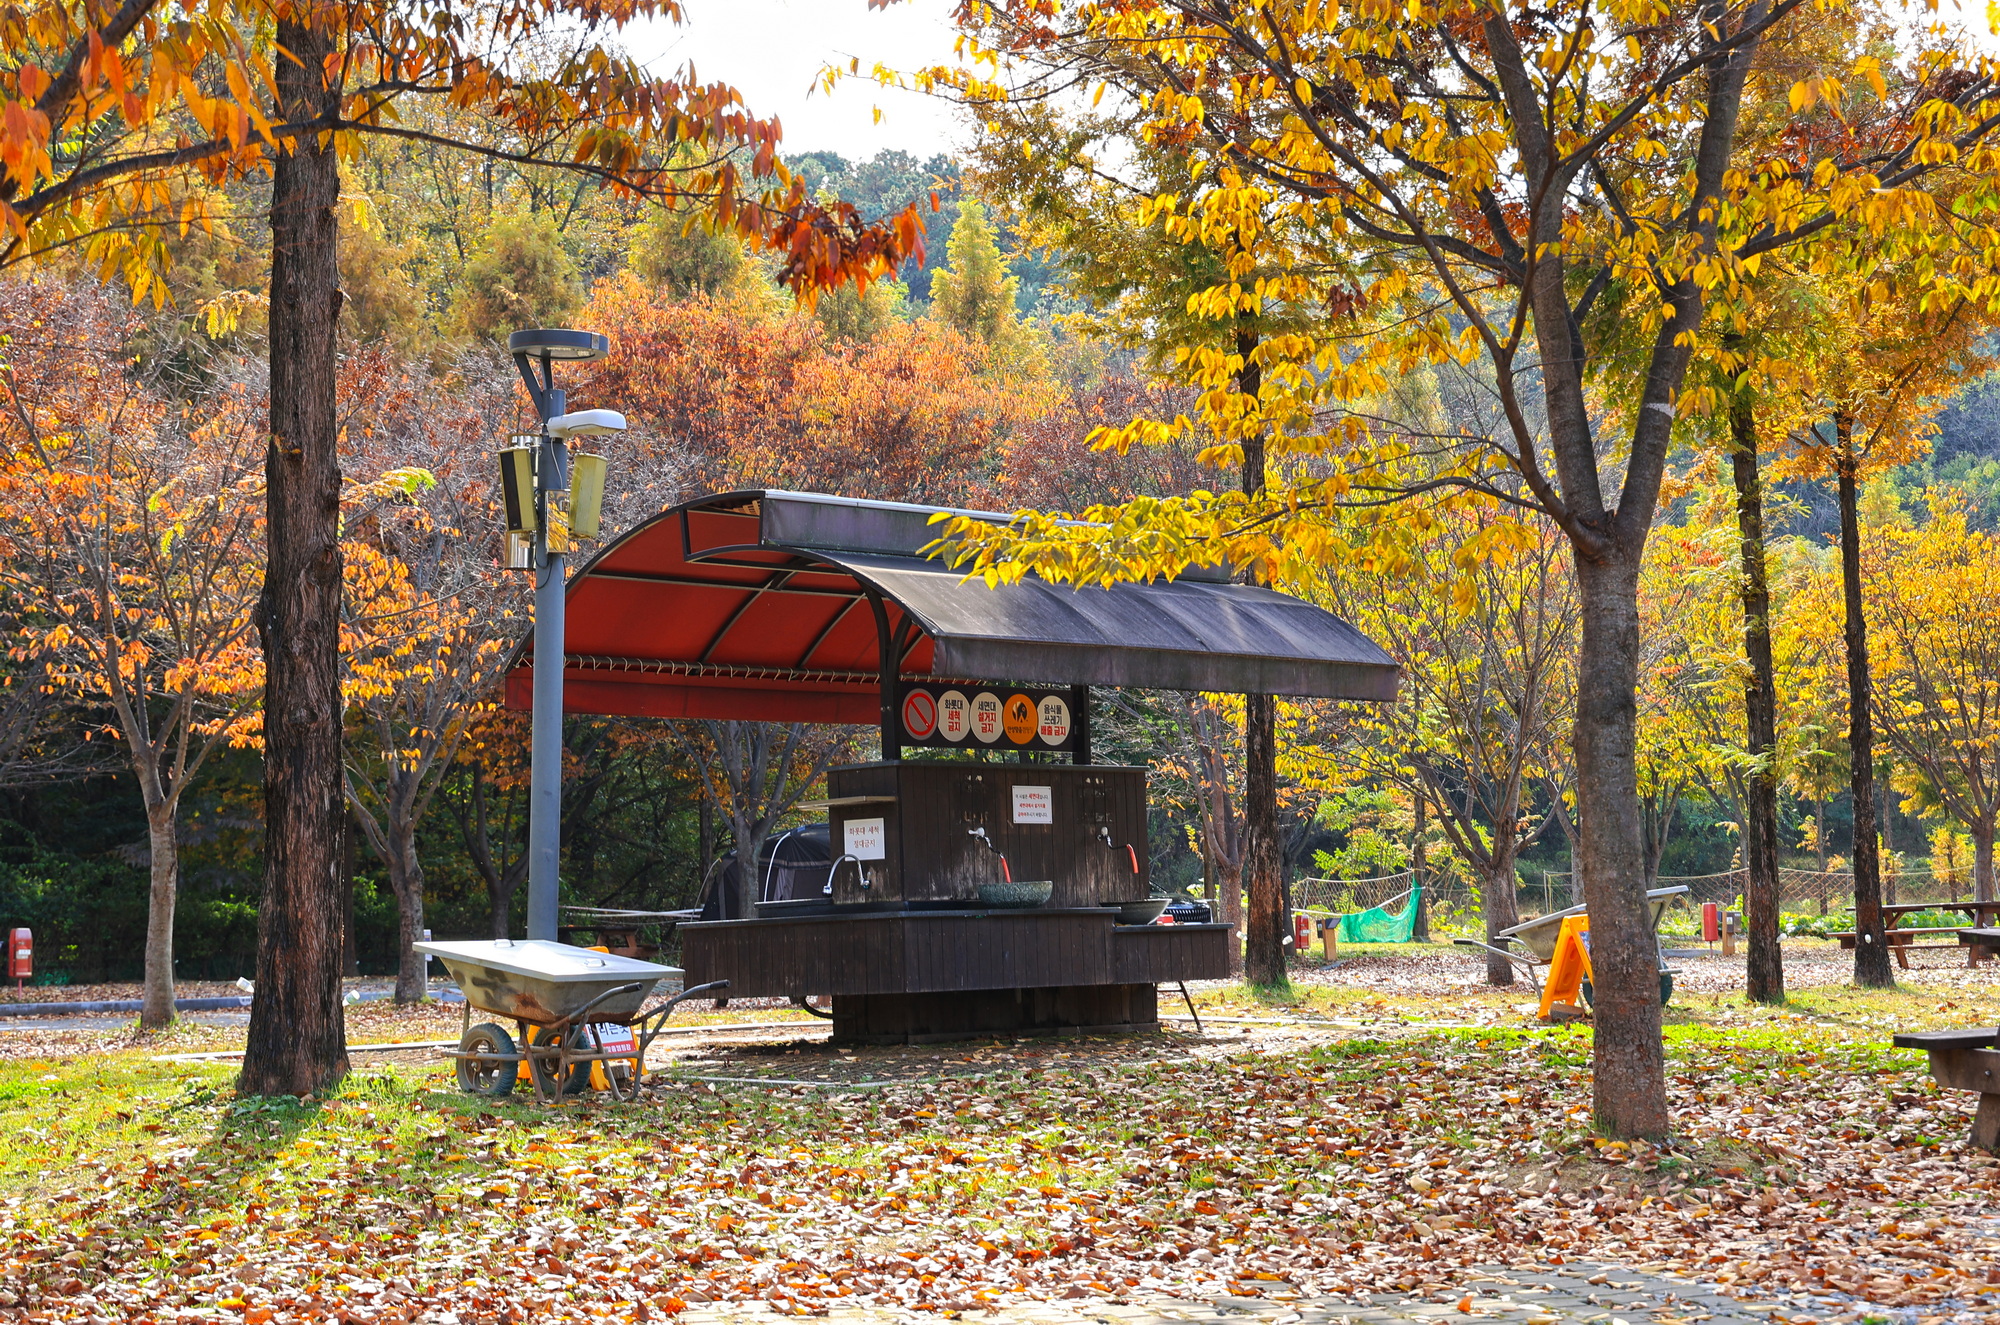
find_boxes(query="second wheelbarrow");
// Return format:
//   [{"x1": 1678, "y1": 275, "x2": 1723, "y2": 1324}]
[
  {"x1": 414, "y1": 938, "x2": 727, "y2": 1103},
  {"x1": 1453, "y1": 885, "x2": 1688, "y2": 1009}
]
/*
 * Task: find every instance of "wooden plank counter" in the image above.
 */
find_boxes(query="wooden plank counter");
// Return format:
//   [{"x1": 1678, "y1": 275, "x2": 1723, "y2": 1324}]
[
  {"x1": 680, "y1": 909, "x2": 1231, "y2": 1042},
  {"x1": 682, "y1": 909, "x2": 1229, "y2": 997}
]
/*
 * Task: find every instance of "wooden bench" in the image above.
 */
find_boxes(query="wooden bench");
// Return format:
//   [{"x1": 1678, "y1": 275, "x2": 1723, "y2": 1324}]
[
  {"x1": 1960, "y1": 928, "x2": 2000, "y2": 960},
  {"x1": 1834, "y1": 926, "x2": 1967, "y2": 970},
  {"x1": 1891, "y1": 1028, "x2": 2000, "y2": 1151}
]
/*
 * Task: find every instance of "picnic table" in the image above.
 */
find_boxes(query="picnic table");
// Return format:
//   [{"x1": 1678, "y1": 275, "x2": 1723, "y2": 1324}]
[
  {"x1": 1960, "y1": 928, "x2": 2000, "y2": 961},
  {"x1": 1835, "y1": 901, "x2": 2000, "y2": 970},
  {"x1": 1890, "y1": 1027, "x2": 2000, "y2": 1151},
  {"x1": 557, "y1": 906, "x2": 698, "y2": 963}
]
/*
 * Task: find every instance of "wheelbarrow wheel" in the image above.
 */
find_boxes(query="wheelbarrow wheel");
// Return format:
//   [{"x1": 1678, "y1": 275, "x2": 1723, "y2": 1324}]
[
  {"x1": 528, "y1": 1029, "x2": 592, "y2": 1099},
  {"x1": 456, "y1": 1023, "x2": 517, "y2": 1098},
  {"x1": 1579, "y1": 973, "x2": 1675, "y2": 1009}
]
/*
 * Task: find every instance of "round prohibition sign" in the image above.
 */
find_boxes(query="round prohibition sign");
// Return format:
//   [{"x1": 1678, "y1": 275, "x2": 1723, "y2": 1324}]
[{"x1": 901, "y1": 688, "x2": 939, "y2": 739}]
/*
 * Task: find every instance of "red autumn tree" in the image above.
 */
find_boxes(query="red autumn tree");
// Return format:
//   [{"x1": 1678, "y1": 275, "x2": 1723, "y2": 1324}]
[{"x1": 0, "y1": 278, "x2": 264, "y2": 1028}]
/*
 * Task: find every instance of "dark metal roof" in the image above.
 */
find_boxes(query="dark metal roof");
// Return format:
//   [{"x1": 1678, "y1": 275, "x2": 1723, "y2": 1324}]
[
  {"x1": 505, "y1": 489, "x2": 1397, "y2": 722},
  {"x1": 822, "y1": 548, "x2": 1396, "y2": 698}
]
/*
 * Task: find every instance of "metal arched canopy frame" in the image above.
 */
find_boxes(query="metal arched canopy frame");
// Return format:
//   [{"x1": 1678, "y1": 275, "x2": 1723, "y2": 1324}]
[{"x1": 502, "y1": 489, "x2": 1399, "y2": 730}]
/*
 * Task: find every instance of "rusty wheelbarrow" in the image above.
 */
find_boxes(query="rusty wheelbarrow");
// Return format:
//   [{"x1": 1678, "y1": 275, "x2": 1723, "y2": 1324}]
[{"x1": 414, "y1": 939, "x2": 726, "y2": 1103}]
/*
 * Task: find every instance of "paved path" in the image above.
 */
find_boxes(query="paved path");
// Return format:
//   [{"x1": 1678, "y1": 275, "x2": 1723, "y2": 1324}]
[
  {"x1": 0, "y1": 1010, "x2": 251, "y2": 1031},
  {"x1": 674, "y1": 1259, "x2": 1968, "y2": 1325}
]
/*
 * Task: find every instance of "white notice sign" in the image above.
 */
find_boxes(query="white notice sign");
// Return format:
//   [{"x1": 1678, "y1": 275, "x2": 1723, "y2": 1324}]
[
  {"x1": 1011, "y1": 785, "x2": 1053, "y2": 824},
  {"x1": 844, "y1": 817, "x2": 887, "y2": 861}
]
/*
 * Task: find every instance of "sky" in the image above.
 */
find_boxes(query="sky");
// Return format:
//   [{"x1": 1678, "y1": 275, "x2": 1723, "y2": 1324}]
[
  {"x1": 625, "y1": 0, "x2": 971, "y2": 162},
  {"x1": 623, "y1": 3, "x2": 2000, "y2": 165}
]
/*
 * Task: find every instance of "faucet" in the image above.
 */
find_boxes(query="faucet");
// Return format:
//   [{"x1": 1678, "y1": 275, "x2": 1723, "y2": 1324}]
[
  {"x1": 824, "y1": 853, "x2": 870, "y2": 895},
  {"x1": 1096, "y1": 826, "x2": 1141, "y2": 874},
  {"x1": 967, "y1": 826, "x2": 1012, "y2": 883}
]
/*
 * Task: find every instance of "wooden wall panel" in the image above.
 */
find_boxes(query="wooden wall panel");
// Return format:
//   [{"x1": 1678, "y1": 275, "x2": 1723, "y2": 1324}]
[
  {"x1": 1110, "y1": 924, "x2": 1233, "y2": 983},
  {"x1": 827, "y1": 761, "x2": 1148, "y2": 907},
  {"x1": 683, "y1": 911, "x2": 1223, "y2": 999}
]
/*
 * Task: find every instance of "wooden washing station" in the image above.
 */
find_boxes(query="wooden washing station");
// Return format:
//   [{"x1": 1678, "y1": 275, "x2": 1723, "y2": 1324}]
[{"x1": 505, "y1": 490, "x2": 1397, "y2": 1043}]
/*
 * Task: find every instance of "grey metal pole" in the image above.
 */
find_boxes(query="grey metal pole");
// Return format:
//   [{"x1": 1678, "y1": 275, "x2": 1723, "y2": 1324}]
[{"x1": 526, "y1": 386, "x2": 566, "y2": 941}]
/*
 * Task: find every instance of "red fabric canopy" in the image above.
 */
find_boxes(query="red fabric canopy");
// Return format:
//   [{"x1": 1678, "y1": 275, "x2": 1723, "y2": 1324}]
[{"x1": 504, "y1": 497, "x2": 931, "y2": 723}]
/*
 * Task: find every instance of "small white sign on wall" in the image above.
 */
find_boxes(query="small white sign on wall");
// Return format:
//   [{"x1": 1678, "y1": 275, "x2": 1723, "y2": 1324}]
[
  {"x1": 1011, "y1": 785, "x2": 1054, "y2": 824},
  {"x1": 844, "y1": 816, "x2": 887, "y2": 861}
]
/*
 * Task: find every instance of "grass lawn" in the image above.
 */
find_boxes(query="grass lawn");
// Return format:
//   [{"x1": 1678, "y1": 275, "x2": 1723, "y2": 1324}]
[{"x1": 1, "y1": 947, "x2": 1997, "y2": 1323}]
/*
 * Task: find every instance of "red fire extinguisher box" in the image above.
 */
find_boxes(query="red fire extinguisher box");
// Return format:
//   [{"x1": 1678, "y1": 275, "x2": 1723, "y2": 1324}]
[{"x1": 7, "y1": 928, "x2": 29, "y2": 985}]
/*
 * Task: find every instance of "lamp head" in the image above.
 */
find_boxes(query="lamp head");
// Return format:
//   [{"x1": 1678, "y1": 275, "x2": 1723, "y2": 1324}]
[
  {"x1": 546, "y1": 408, "x2": 628, "y2": 440},
  {"x1": 507, "y1": 328, "x2": 609, "y2": 362}
]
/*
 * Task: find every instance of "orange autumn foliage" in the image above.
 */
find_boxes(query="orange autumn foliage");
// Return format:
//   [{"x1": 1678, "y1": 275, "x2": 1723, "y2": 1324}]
[
  {"x1": 0, "y1": 276, "x2": 263, "y2": 1026},
  {"x1": 579, "y1": 281, "x2": 1037, "y2": 510}
]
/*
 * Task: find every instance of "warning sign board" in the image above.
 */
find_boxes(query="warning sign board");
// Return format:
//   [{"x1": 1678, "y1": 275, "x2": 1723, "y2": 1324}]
[
  {"x1": 1538, "y1": 915, "x2": 1594, "y2": 1020},
  {"x1": 937, "y1": 690, "x2": 971, "y2": 742},
  {"x1": 970, "y1": 692, "x2": 1003, "y2": 743},
  {"x1": 1002, "y1": 694, "x2": 1037, "y2": 744},
  {"x1": 900, "y1": 689, "x2": 938, "y2": 740},
  {"x1": 895, "y1": 683, "x2": 1084, "y2": 753},
  {"x1": 1036, "y1": 695, "x2": 1071, "y2": 745}
]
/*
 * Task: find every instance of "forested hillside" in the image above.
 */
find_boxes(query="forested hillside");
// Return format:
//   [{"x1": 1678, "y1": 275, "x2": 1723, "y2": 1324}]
[
  {"x1": 1, "y1": 127, "x2": 1996, "y2": 986},
  {"x1": 0, "y1": 146, "x2": 1247, "y2": 981}
]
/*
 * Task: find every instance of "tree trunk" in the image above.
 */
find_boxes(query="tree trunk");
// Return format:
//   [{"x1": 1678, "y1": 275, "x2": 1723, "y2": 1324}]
[
  {"x1": 1201, "y1": 823, "x2": 1217, "y2": 911},
  {"x1": 1410, "y1": 793, "x2": 1430, "y2": 941},
  {"x1": 1193, "y1": 704, "x2": 1244, "y2": 973},
  {"x1": 698, "y1": 795, "x2": 715, "y2": 885},
  {"x1": 1481, "y1": 852, "x2": 1522, "y2": 987},
  {"x1": 461, "y1": 770, "x2": 525, "y2": 938},
  {"x1": 1976, "y1": 821, "x2": 1995, "y2": 906},
  {"x1": 1280, "y1": 866, "x2": 1294, "y2": 963},
  {"x1": 1727, "y1": 385, "x2": 1785, "y2": 1004},
  {"x1": 141, "y1": 803, "x2": 178, "y2": 1029},
  {"x1": 389, "y1": 829, "x2": 428, "y2": 1003},
  {"x1": 1572, "y1": 551, "x2": 1669, "y2": 1140},
  {"x1": 1235, "y1": 327, "x2": 1286, "y2": 990},
  {"x1": 1836, "y1": 443, "x2": 1893, "y2": 988},
  {"x1": 491, "y1": 878, "x2": 519, "y2": 938},
  {"x1": 1216, "y1": 855, "x2": 1244, "y2": 969},
  {"x1": 240, "y1": 15, "x2": 350, "y2": 1097},
  {"x1": 1242, "y1": 693, "x2": 1286, "y2": 987},
  {"x1": 1640, "y1": 790, "x2": 1675, "y2": 888},
  {"x1": 342, "y1": 806, "x2": 359, "y2": 978},
  {"x1": 1882, "y1": 780, "x2": 1897, "y2": 905},
  {"x1": 730, "y1": 821, "x2": 761, "y2": 921}
]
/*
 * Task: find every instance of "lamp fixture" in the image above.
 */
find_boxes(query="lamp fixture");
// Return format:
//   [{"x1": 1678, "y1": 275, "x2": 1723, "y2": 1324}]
[{"x1": 547, "y1": 409, "x2": 627, "y2": 439}]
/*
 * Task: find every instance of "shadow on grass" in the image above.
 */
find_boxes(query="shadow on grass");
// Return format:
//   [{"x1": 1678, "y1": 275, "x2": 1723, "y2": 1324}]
[{"x1": 1243, "y1": 979, "x2": 1300, "y2": 1007}]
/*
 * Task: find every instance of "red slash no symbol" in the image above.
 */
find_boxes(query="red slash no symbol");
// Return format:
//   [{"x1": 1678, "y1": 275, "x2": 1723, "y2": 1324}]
[{"x1": 901, "y1": 689, "x2": 938, "y2": 739}]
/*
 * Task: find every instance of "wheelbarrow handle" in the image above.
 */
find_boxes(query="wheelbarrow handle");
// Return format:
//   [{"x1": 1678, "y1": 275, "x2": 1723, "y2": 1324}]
[
  {"x1": 550, "y1": 981, "x2": 647, "y2": 1033},
  {"x1": 632, "y1": 979, "x2": 729, "y2": 1029},
  {"x1": 1451, "y1": 937, "x2": 1540, "y2": 974},
  {"x1": 630, "y1": 980, "x2": 730, "y2": 1049}
]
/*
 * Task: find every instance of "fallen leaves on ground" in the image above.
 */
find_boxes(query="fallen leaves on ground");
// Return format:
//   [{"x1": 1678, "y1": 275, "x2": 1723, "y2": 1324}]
[{"x1": 0, "y1": 954, "x2": 1997, "y2": 1323}]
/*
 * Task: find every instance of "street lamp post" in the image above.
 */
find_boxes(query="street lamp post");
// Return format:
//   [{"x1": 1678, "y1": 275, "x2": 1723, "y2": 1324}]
[{"x1": 506, "y1": 329, "x2": 622, "y2": 942}]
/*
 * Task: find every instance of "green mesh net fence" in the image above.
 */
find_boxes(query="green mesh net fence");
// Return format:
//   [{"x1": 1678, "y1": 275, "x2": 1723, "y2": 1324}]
[{"x1": 1332, "y1": 886, "x2": 1422, "y2": 943}]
